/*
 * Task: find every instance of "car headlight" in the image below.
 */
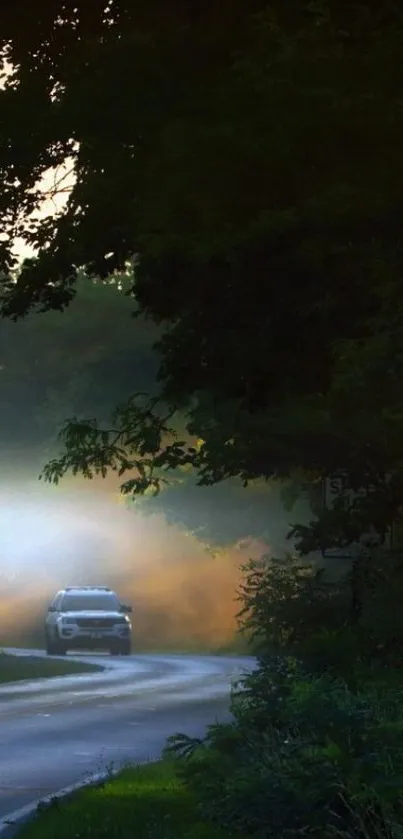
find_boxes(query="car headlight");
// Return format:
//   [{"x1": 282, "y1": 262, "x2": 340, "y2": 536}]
[
  {"x1": 119, "y1": 617, "x2": 131, "y2": 629},
  {"x1": 58, "y1": 617, "x2": 77, "y2": 625}
]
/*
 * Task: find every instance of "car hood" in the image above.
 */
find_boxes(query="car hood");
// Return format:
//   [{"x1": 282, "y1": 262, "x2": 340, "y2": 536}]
[{"x1": 59, "y1": 610, "x2": 127, "y2": 620}]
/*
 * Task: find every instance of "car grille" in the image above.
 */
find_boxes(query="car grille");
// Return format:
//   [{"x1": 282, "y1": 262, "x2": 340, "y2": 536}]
[{"x1": 76, "y1": 618, "x2": 117, "y2": 629}]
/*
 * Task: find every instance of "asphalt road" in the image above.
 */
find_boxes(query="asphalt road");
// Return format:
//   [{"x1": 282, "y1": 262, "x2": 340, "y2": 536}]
[{"x1": 0, "y1": 649, "x2": 255, "y2": 819}]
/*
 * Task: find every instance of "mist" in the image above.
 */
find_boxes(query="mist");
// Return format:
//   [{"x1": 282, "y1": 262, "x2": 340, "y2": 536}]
[
  {"x1": 0, "y1": 278, "x2": 311, "y2": 653},
  {"x1": 0, "y1": 470, "x2": 271, "y2": 652}
]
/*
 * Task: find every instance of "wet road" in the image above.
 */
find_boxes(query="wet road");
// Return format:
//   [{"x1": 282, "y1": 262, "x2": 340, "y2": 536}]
[{"x1": 0, "y1": 649, "x2": 254, "y2": 819}]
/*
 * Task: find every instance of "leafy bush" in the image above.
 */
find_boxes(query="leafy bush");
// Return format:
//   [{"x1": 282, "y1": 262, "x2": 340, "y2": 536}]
[
  {"x1": 165, "y1": 553, "x2": 403, "y2": 838},
  {"x1": 238, "y1": 553, "x2": 403, "y2": 677},
  {"x1": 166, "y1": 660, "x2": 403, "y2": 838},
  {"x1": 238, "y1": 556, "x2": 350, "y2": 653},
  {"x1": 237, "y1": 555, "x2": 366, "y2": 683}
]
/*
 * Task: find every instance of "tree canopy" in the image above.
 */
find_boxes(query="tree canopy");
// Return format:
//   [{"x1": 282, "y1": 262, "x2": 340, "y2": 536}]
[{"x1": 2, "y1": 1, "x2": 403, "y2": 553}]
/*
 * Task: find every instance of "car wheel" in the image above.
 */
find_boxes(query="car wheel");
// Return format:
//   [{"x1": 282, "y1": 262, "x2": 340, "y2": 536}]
[
  {"x1": 54, "y1": 642, "x2": 67, "y2": 655},
  {"x1": 120, "y1": 641, "x2": 131, "y2": 656},
  {"x1": 46, "y1": 638, "x2": 56, "y2": 655}
]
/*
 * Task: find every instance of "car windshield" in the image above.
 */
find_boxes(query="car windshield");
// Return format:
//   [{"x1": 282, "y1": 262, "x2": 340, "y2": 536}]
[{"x1": 60, "y1": 594, "x2": 120, "y2": 612}]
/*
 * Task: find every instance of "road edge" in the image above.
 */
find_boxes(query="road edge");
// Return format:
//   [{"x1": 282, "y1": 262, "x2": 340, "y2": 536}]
[
  {"x1": 0, "y1": 758, "x2": 159, "y2": 839},
  {"x1": 0, "y1": 648, "x2": 110, "y2": 689}
]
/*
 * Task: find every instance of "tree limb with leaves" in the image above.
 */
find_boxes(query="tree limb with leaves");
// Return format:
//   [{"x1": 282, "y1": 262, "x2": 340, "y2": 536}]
[{"x1": 41, "y1": 395, "x2": 200, "y2": 496}]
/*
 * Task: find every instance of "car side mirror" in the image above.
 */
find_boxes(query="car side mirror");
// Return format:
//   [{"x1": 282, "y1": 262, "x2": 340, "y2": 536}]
[
  {"x1": 120, "y1": 604, "x2": 132, "y2": 614},
  {"x1": 48, "y1": 605, "x2": 56, "y2": 612}
]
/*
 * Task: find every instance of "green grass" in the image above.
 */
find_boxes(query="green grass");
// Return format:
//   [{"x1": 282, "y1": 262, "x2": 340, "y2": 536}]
[
  {"x1": 0, "y1": 652, "x2": 102, "y2": 683},
  {"x1": 17, "y1": 760, "x2": 237, "y2": 839}
]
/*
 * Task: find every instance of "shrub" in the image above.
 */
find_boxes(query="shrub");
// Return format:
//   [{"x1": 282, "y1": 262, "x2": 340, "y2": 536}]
[
  {"x1": 237, "y1": 556, "x2": 352, "y2": 657},
  {"x1": 166, "y1": 660, "x2": 403, "y2": 838},
  {"x1": 238, "y1": 553, "x2": 403, "y2": 677},
  {"x1": 165, "y1": 553, "x2": 403, "y2": 838}
]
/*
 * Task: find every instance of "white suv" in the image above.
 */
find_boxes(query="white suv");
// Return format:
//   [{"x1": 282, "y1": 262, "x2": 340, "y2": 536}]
[{"x1": 45, "y1": 586, "x2": 132, "y2": 656}]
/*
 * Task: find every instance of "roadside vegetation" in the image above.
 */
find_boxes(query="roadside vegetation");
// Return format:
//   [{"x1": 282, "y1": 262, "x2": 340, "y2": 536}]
[
  {"x1": 164, "y1": 555, "x2": 403, "y2": 839},
  {"x1": 15, "y1": 760, "x2": 235, "y2": 839},
  {"x1": 0, "y1": 652, "x2": 102, "y2": 683}
]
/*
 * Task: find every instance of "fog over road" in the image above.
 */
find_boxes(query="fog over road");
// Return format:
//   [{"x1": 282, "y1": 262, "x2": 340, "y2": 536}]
[{"x1": 0, "y1": 649, "x2": 255, "y2": 819}]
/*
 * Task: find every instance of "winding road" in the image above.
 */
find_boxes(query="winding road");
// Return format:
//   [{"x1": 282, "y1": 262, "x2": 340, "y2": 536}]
[{"x1": 0, "y1": 649, "x2": 254, "y2": 821}]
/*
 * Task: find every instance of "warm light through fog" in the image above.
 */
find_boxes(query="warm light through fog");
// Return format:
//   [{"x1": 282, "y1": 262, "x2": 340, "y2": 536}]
[{"x1": 0, "y1": 476, "x2": 265, "y2": 651}]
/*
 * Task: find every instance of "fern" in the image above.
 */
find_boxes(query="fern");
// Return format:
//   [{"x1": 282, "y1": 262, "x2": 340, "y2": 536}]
[{"x1": 163, "y1": 732, "x2": 204, "y2": 760}]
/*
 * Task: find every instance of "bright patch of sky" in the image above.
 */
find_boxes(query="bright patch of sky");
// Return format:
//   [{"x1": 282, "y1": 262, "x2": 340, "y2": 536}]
[{"x1": 0, "y1": 56, "x2": 76, "y2": 262}]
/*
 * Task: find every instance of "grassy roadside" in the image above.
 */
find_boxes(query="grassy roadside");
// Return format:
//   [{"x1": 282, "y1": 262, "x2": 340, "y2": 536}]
[
  {"x1": 16, "y1": 759, "x2": 236, "y2": 839},
  {"x1": 0, "y1": 652, "x2": 102, "y2": 683}
]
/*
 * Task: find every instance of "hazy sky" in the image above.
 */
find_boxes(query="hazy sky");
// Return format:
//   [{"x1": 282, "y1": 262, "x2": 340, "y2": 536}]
[{"x1": 12, "y1": 158, "x2": 76, "y2": 262}]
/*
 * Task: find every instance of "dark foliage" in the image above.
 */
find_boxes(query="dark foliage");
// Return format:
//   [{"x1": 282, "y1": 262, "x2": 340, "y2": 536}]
[
  {"x1": 2, "y1": 3, "x2": 403, "y2": 551},
  {"x1": 166, "y1": 657, "x2": 403, "y2": 838}
]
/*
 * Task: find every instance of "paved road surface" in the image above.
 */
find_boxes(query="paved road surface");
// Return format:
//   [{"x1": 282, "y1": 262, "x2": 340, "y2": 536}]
[{"x1": 0, "y1": 649, "x2": 254, "y2": 819}]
